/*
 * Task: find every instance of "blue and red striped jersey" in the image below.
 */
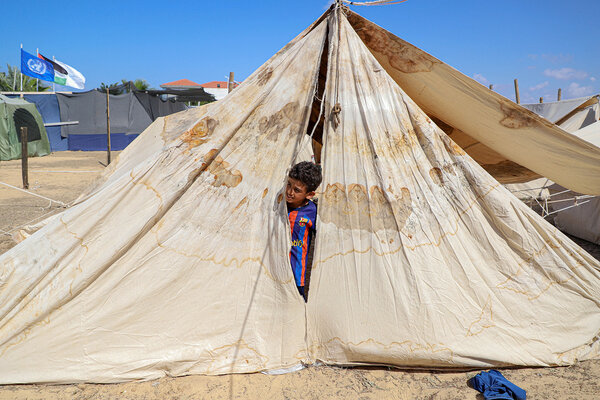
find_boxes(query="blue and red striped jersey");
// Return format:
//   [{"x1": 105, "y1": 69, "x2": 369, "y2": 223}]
[{"x1": 288, "y1": 200, "x2": 317, "y2": 288}]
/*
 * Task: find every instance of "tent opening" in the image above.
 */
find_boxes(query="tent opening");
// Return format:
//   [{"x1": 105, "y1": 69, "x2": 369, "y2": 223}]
[
  {"x1": 304, "y1": 25, "x2": 329, "y2": 165},
  {"x1": 292, "y1": 22, "x2": 330, "y2": 302},
  {"x1": 14, "y1": 108, "x2": 42, "y2": 142}
]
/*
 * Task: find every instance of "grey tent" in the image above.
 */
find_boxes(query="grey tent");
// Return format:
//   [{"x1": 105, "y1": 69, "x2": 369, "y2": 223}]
[{"x1": 56, "y1": 90, "x2": 186, "y2": 151}]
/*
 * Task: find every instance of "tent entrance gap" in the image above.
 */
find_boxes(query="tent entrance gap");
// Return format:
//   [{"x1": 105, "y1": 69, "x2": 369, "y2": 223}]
[
  {"x1": 292, "y1": 22, "x2": 331, "y2": 302},
  {"x1": 304, "y1": 28, "x2": 329, "y2": 164}
]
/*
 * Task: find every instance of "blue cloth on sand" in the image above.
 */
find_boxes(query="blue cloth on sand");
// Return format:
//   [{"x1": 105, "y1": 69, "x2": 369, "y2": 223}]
[{"x1": 469, "y1": 370, "x2": 526, "y2": 400}]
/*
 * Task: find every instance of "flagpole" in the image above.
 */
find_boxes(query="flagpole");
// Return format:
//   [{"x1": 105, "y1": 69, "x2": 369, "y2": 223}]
[
  {"x1": 20, "y1": 44, "x2": 23, "y2": 92},
  {"x1": 36, "y1": 48, "x2": 39, "y2": 92},
  {"x1": 52, "y1": 56, "x2": 56, "y2": 92}
]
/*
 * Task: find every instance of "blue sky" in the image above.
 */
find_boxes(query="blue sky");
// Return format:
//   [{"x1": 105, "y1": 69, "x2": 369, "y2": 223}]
[{"x1": 1, "y1": 0, "x2": 598, "y2": 103}]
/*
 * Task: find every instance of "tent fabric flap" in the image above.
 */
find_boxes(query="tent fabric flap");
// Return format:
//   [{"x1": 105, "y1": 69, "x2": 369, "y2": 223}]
[{"x1": 346, "y1": 11, "x2": 600, "y2": 195}]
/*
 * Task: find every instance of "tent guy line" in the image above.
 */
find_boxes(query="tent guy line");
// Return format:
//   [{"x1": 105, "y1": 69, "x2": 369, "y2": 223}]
[{"x1": 0, "y1": 181, "x2": 67, "y2": 207}]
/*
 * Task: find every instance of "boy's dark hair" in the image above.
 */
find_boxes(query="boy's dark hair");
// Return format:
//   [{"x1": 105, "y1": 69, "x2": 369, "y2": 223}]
[{"x1": 289, "y1": 161, "x2": 322, "y2": 192}]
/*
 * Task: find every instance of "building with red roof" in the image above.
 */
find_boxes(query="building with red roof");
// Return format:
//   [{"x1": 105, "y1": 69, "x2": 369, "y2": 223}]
[
  {"x1": 159, "y1": 79, "x2": 203, "y2": 90},
  {"x1": 159, "y1": 79, "x2": 240, "y2": 101},
  {"x1": 199, "y1": 81, "x2": 239, "y2": 101}
]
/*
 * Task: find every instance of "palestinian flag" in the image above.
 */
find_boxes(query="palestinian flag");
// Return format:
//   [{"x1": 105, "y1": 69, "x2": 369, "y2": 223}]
[
  {"x1": 38, "y1": 53, "x2": 67, "y2": 85},
  {"x1": 38, "y1": 53, "x2": 86, "y2": 89}
]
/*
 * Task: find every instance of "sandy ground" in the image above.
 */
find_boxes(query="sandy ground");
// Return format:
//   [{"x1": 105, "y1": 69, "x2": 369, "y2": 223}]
[
  {"x1": 0, "y1": 151, "x2": 111, "y2": 253},
  {"x1": 1, "y1": 151, "x2": 600, "y2": 399}
]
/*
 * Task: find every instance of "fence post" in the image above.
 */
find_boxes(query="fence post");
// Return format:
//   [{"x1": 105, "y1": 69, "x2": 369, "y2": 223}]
[
  {"x1": 20, "y1": 127, "x2": 29, "y2": 189},
  {"x1": 106, "y1": 88, "x2": 111, "y2": 165}
]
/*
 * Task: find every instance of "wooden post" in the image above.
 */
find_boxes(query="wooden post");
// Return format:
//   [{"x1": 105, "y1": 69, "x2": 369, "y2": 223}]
[
  {"x1": 20, "y1": 127, "x2": 29, "y2": 189},
  {"x1": 539, "y1": 97, "x2": 543, "y2": 103},
  {"x1": 557, "y1": 88, "x2": 562, "y2": 101},
  {"x1": 514, "y1": 79, "x2": 520, "y2": 104},
  {"x1": 228, "y1": 72, "x2": 234, "y2": 94},
  {"x1": 106, "y1": 88, "x2": 111, "y2": 165},
  {"x1": 489, "y1": 84, "x2": 493, "y2": 90}
]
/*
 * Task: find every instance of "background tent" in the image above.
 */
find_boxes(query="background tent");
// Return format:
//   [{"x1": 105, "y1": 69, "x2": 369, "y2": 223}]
[
  {"x1": 549, "y1": 120, "x2": 600, "y2": 245},
  {"x1": 57, "y1": 91, "x2": 153, "y2": 151},
  {"x1": 522, "y1": 96, "x2": 599, "y2": 130},
  {"x1": 513, "y1": 96, "x2": 600, "y2": 245},
  {"x1": 56, "y1": 91, "x2": 185, "y2": 151},
  {"x1": 133, "y1": 91, "x2": 188, "y2": 121},
  {"x1": 0, "y1": 94, "x2": 51, "y2": 160},
  {"x1": 21, "y1": 93, "x2": 67, "y2": 151},
  {"x1": 0, "y1": 6, "x2": 600, "y2": 384}
]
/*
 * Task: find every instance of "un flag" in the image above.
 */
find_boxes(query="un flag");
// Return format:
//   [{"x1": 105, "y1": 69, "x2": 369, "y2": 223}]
[{"x1": 21, "y1": 49, "x2": 55, "y2": 83}]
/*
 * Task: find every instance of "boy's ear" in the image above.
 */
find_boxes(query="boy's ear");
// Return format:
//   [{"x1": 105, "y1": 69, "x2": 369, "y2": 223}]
[{"x1": 306, "y1": 191, "x2": 316, "y2": 200}]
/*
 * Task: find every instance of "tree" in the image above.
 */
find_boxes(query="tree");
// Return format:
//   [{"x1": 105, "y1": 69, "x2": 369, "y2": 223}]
[
  {"x1": 0, "y1": 64, "x2": 50, "y2": 92},
  {"x1": 98, "y1": 82, "x2": 124, "y2": 95},
  {"x1": 120, "y1": 79, "x2": 152, "y2": 92},
  {"x1": 98, "y1": 79, "x2": 152, "y2": 95}
]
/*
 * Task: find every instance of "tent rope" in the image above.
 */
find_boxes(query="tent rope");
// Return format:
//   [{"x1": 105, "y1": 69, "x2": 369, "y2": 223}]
[
  {"x1": 332, "y1": 1, "x2": 343, "y2": 129},
  {"x1": 0, "y1": 207, "x2": 62, "y2": 237},
  {"x1": 342, "y1": 0, "x2": 408, "y2": 6},
  {"x1": 0, "y1": 181, "x2": 68, "y2": 207}
]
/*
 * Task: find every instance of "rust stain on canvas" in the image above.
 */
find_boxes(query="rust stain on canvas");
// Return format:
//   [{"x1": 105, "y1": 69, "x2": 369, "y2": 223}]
[
  {"x1": 429, "y1": 167, "x2": 444, "y2": 186},
  {"x1": 179, "y1": 116, "x2": 219, "y2": 151},
  {"x1": 258, "y1": 102, "x2": 300, "y2": 141},
  {"x1": 320, "y1": 183, "x2": 412, "y2": 232},
  {"x1": 499, "y1": 102, "x2": 536, "y2": 129},
  {"x1": 349, "y1": 14, "x2": 439, "y2": 74}
]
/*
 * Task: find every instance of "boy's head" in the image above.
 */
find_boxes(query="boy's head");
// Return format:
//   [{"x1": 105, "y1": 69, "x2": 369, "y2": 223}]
[{"x1": 286, "y1": 161, "x2": 322, "y2": 209}]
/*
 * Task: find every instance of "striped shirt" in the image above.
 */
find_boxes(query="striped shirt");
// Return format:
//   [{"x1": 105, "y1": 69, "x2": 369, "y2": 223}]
[{"x1": 288, "y1": 201, "x2": 317, "y2": 288}]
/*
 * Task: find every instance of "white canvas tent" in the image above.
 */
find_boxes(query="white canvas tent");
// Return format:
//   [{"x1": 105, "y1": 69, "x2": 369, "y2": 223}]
[
  {"x1": 513, "y1": 97, "x2": 600, "y2": 245},
  {"x1": 549, "y1": 120, "x2": 600, "y2": 245},
  {"x1": 522, "y1": 95, "x2": 599, "y2": 131},
  {"x1": 1, "y1": 6, "x2": 600, "y2": 384}
]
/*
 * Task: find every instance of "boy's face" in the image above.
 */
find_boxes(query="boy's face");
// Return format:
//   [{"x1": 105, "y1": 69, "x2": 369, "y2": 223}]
[{"x1": 286, "y1": 177, "x2": 315, "y2": 209}]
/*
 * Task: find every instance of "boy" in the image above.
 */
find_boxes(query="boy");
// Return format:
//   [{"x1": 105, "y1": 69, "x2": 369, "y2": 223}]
[{"x1": 286, "y1": 161, "x2": 322, "y2": 301}]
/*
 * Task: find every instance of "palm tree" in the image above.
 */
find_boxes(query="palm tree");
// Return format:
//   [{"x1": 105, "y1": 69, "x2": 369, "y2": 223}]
[
  {"x1": 99, "y1": 82, "x2": 124, "y2": 95},
  {"x1": 0, "y1": 64, "x2": 50, "y2": 92},
  {"x1": 120, "y1": 79, "x2": 152, "y2": 92}
]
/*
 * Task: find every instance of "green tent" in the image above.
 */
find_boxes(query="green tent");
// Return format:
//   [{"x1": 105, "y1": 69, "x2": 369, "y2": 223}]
[{"x1": 0, "y1": 94, "x2": 51, "y2": 161}]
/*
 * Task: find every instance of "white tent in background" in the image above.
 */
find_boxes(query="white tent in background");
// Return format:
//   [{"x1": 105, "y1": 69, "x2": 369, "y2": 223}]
[
  {"x1": 549, "y1": 119, "x2": 600, "y2": 245},
  {"x1": 574, "y1": 120, "x2": 600, "y2": 148},
  {"x1": 522, "y1": 95, "x2": 599, "y2": 132},
  {"x1": 1, "y1": 6, "x2": 600, "y2": 384},
  {"x1": 514, "y1": 96, "x2": 600, "y2": 245}
]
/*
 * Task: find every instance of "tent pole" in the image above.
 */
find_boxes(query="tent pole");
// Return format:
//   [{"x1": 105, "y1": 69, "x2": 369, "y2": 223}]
[
  {"x1": 20, "y1": 127, "x2": 29, "y2": 189},
  {"x1": 557, "y1": 88, "x2": 562, "y2": 101},
  {"x1": 106, "y1": 88, "x2": 111, "y2": 165},
  {"x1": 539, "y1": 97, "x2": 543, "y2": 103},
  {"x1": 513, "y1": 79, "x2": 520, "y2": 104}
]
